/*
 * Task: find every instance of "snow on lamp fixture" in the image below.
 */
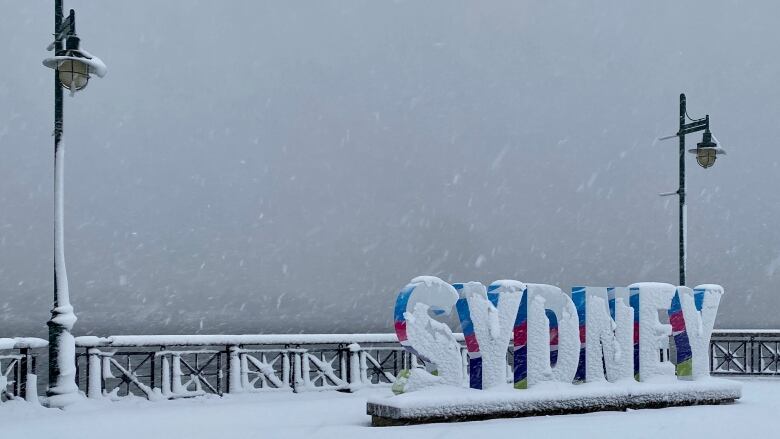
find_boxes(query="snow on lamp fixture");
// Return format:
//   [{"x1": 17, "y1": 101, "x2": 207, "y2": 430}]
[
  {"x1": 42, "y1": 13, "x2": 106, "y2": 93},
  {"x1": 689, "y1": 129, "x2": 725, "y2": 169}
]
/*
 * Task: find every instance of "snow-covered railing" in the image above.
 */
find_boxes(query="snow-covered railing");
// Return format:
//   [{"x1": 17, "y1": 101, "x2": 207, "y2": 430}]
[
  {"x1": 70, "y1": 330, "x2": 776, "y2": 400},
  {"x1": 2, "y1": 330, "x2": 778, "y2": 403},
  {"x1": 710, "y1": 330, "x2": 780, "y2": 375},
  {"x1": 73, "y1": 334, "x2": 433, "y2": 400},
  {"x1": 0, "y1": 337, "x2": 46, "y2": 402}
]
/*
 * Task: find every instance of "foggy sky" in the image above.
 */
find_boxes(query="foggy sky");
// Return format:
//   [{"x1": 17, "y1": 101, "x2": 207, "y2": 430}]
[{"x1": 1, "y1": 1, "x2": 779, "y2": 337}]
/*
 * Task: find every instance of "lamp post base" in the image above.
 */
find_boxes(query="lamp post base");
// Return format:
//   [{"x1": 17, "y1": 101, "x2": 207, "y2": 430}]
[{"x1": 46, "y1": 306, "x2": 81, "y2": 408}]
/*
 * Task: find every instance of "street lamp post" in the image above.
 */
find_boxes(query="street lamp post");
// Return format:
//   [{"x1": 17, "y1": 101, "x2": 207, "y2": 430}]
[
  {"x1": 660, "y1": 93, "x2": 726, "y2": 286},
  {"x1": 42, "y1": 1, "x2": 106, "y2": 407}
]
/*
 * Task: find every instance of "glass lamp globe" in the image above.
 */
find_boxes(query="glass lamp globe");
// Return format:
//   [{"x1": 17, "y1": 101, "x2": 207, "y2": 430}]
[
  {"x1": 57, "y1": 59, "x2": 90, "y2": 91},
  {"x1": 695, "y1": 147, "x2": 717, "y2": 169},
  {"x1": 688, "y1": 129, "x2": 725, "y2": 169}
]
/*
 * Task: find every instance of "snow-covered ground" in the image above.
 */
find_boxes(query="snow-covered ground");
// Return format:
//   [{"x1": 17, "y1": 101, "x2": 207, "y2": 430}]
[{"x1": 1, "y1": 378, "x2": 777, "y2": 439}]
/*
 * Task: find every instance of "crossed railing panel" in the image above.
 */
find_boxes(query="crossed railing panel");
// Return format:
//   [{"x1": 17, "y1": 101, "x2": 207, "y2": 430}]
[
  {"x1": 0, "y1": 338, "x2": 44, "y2": 402},
  {"x1": 0, "y1": 354, "x2": 22, "y2": 401},
  {"x1": 711, "y1": 331, "x2": 780, "y2": 375},
  {"x1": 236, "y1": 348, "x2": 290, "y2": 391}
]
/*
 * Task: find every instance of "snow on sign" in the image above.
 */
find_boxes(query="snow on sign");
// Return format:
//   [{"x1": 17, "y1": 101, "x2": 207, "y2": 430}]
[{"x1": 368, "y1": 277, "x2": 741, "y2": 426}]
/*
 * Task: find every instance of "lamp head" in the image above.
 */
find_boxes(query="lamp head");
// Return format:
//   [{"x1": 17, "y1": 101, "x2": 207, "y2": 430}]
[
  {"x1": 43, "y1": 35, "x2": 107, "y2": 93},
  {"x1": 688, "y1": 129, "x2": 726, "y2": 169}
]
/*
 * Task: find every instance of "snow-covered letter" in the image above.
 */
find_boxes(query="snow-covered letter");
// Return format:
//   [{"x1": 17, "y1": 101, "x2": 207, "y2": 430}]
[
  {"x1": 454, "y1": 280, "x2": 522, "y2": 389},
  {"x1": 670, "y1": 284, "x2": 723, "y2": 379},
  {"x1": 394, "y1": 276, "x2": 462, "y2": 387},
  {"x1": 521, "y1": 284, "x2": 580, "y2": 387},
  {"x1": 573, "y1": 287, "x2": 634, "y2": 383},
  {"x1": 632, "y1": 282, "x2": 676, "y2": 382}
]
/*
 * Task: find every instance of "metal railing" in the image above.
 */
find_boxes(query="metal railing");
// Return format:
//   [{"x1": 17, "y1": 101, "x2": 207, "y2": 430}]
[
  {"x1": 72, "y1": 334, "x2": 422, "y2": 399},
  {"x1": 0, "y1": 338, "x2": 46, "y2": 402},
  {"x1": 1, "y1": 330, "x2": 778, "y2": 402},
  {"x1": 710, "y1": 330, "x2": 780, "y2": 375}
]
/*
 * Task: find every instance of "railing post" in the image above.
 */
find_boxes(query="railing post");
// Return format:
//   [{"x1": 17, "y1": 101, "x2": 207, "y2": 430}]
[
  {"x1": 18, "y1": 347, "x2": 29, "y2": 401},
  {"x1": 291, "y1": 348, "x2": 304, "y2": 392},
  {"x1": 26, "y1": 350, "x2": 39, "y2": 404},
  {"x1": 0, "y1": 360, "x2": 7, "y2": 400},
  {"x1": 301, "y1": 351, "x2": 311, "y2": 390},
  {"x1": 359, "y1": 350, "x2": 369, "y2": 385},
  {"x1": 216, "y1": 350, "x2": 223, "y2": 396},
  {"x1": 241, "y1": 351, "x2": 253, "y2": 391},
  {"x1": 339, "y1": 345, "x2": 349, "y2": 385},
  {"x1": 160, "y1": 353, "x2": 171, "y2": 398},
  {"x1": 227, "y1": 345, "x2": 242, "y2": 394},
  {"x1": 747, "y1": 336, "x2": 754, "y2": 374},
  {"x1": 87, "y1": 347, "x2": 103, "y2": 398},
  {"x1": 150, "y1": 352, "x2": 157, "y2": 394},
  {"x1": 171, "y1": 353, "x2": 184, "y2": 395},
  {"x1": 282, "y1": 350, "x2": 291, "y2": 388},
  {"x1": 347, "y1": 343, "x2": 362, "y2": 391}
]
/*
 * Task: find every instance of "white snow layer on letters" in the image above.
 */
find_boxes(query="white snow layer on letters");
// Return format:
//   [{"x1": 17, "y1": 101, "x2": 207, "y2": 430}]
[
  {"x1": 683, "y1": 284, "x2": 723, "y2": 378},
  {"x1": 585, "y1": 288, "x2": 633, "y2": 382},
  {"x1": 462, "y1": 281, "x2": 522, "y2": 388},
  {"x1": 404, "y1": 303, "x2": 463, "y2": 387},
  {"x1": 526, "y1": 284, "x2": 579, "y2": 386},
  {"x1": 631, "y1": 282, "x2": 676, "y2": 382},
  {"x1": 403, "y1": 368, "x2": 445, "y2": 392},
  {"x1": 407, "y1": 276, "x2": 458, "y2": 316}
]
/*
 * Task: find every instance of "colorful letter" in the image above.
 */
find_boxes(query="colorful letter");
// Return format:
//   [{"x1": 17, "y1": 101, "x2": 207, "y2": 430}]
[
  {"x1": 522, "y1": 284, "x2": 579, "y2": 386},
  {"x1": 573, "y1": 286, "x2": 634, "y2": 383},
  {"x1": 455, "y1": 281, "x2": 522, "y2": 389},
  {"x1": 632, "y1": 282, "x2": 676, "y2": 382},
  {"x1": 671, "y1": 284, "x2": 723, "y2": 379},
  {"x1": 512, "y1": 286, "x2": 529, "y2": 389},
  {"x1": 393, "y1": 276, "x2": 462, "y2": 386}
]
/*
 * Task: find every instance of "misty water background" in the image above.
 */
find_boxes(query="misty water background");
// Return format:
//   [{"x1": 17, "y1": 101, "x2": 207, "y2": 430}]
[{"x1": 1, "y1": 1, "x2": 779, "y2": 337}]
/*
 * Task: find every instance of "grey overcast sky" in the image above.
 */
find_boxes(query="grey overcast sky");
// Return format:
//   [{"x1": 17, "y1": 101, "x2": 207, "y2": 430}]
[{"x1": 1, "y1": 1, "x2": 778, "y2": 337}]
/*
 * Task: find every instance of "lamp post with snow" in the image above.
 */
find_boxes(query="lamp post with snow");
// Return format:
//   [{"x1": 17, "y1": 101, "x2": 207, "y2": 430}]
[
  {"x1": 42, "y1": 2, "x2": 106, "y2": 406},
  {"x1": 659, "y1": 93, "x2": 726, "y2": 286}
]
